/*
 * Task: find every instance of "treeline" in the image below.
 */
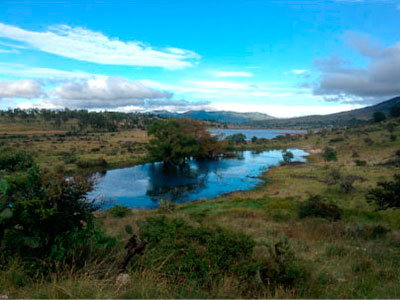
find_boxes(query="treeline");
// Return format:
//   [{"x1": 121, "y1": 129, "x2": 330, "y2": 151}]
[{"x1": 0, "y1": 108, "x2": 162, "y2": 132}]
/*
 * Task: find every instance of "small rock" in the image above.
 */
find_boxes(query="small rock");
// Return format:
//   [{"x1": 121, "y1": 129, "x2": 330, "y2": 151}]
[{"x1": 116, "y1": 273, "x2": 130, "y2": 286}]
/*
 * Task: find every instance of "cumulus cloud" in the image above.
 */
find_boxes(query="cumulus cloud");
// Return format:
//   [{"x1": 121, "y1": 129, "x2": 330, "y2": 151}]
[
  {"x1": 312, "y1": 32, "x2": 400, "y2": 104},
  {"x1": 4, "y1": 76, "x2": 208, "y2": 111},
  {"x1": 211, "y1": 71, "x2": 253, "y2": 77},
  {"x1": 0, "y1": 79, "x2": 44, "y2": 99},
  {"x1": 0, "y1": 23, "x2": 199, "y2": 69}
]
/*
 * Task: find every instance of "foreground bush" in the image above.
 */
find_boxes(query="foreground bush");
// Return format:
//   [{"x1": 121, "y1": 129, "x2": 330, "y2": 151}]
[
  {"x1": 0, "y1": 164, "x2": 114, "y2": 271},
  {"x1": 298, "y1": 195, "x2": 342, "y2": 221},
  {"x1": 136, "y1": 216, "x2": 309, "y2": 292}
]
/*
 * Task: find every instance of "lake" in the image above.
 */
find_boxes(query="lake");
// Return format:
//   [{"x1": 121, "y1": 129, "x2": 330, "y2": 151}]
[
  {"x1": 209, "y1": 128, "x2": 306, "y2": 140},
  {"x1": 89, "y1": 148, "x2": 308, "y2": 209}
]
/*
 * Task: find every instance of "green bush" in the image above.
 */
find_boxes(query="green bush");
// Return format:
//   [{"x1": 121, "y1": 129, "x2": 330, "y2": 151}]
[
  {"x1": 282, "y1": 150, "x2": 294, "y2": 164},
  {"x1": 76, "y1": 157, "x2": 108, "y2": 168},
  {"x1": 0, "y1": 165, "x2": 104, "y2": 269},
  {"x1": 366, "y1": 174, "x2": 400, "y2": 210},
  {"x1": 0, "y1": 148, "x2": 34, "y2": 172},
  {"x1": 226, "y1": 133, "x2": 247, "y2": 144},
  {"x1": 298, "y1": 195, "x2": 342, "y2": 221},
  {"x1": 108, "y1": 205, "x2": 132, "y2": 218},
  {"x1": 136, "y1": 216, "x2": 309, "y2": 291},
  {"x1": 137, "y1": 216, "x2": 255, "y2": 286},
  {"x1": 322, "y1": 146, "x2": 337, "y2": 162}
]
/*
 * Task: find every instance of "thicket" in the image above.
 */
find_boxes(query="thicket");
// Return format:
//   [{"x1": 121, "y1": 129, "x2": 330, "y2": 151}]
[
  {"x1": 366, "y1": 174, "x2": 400, "y2": 210},
  {"x1": 298, "y1": 195, "x2": 342, "y2": 221},
  {"x1": 0, "y1": 150, "x2": 114, "y2": 273}
]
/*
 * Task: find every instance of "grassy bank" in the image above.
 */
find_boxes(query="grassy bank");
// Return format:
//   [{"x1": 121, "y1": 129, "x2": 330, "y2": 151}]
[{"x1": 1, "y1": 119, "x2": 400, "y2": 298}]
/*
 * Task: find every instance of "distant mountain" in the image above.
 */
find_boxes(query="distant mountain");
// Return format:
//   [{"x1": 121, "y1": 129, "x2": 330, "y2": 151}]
[
  {"x1": 154, "y1": 110, "x2": 275, "y2": 125},
  {"x1": 154, "y1": 96, "x2": 400, "y2": 128},
  {"x1": 248, "y1": 96, "x2": 400, "y2": 128}
]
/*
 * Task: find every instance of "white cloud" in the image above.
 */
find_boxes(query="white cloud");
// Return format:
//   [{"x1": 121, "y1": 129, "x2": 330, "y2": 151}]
[
  {"x1": 0, "y1": 63, "x2": 101, "y2": 81},
  {"x1": 5, "y1": 76, "x2": 208, "y2": 111},
  {"x1": 0, "y1": 23, "x2": 200, "y2": 69},
  {"x1": 53, "y1": 77, "x2": 171, "y2": 101},
  {"x1": 0, "y1": 79, "x2": 44, "y2": 99},
  {"x1": 291, "y1": 69, "x2": 309, "y2": 75},
  {"x1": 211, "y1": 71, "x2": 253, "y2": 77}
]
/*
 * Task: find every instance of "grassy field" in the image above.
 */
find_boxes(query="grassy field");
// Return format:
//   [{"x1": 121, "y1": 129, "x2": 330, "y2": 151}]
[
  {"x1": 0, "y1": 124, "x2": 150, "y2": 173},
  {"x1": 1, "y1": 119, "x2": 400, "y2": 298}
]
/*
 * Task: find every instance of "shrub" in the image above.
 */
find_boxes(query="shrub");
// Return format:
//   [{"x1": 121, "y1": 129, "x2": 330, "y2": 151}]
[
  {"x1": 282, "y1": 150, "x2": 294, "y2": 164},
  {"x1": 76, "y1": 157, "x2": 108, "y2": 168},
  {"x1": 339, "y1": 175, "x2": 360, "y2": 194},
  {"x1": 364, "y1": 137, "x2": 374, "y2": 145},
  {"x1": 158, "y1": 199, "x2": 176, "y2": 212},
  {"x1": 257, "y1": 236, "x2": 309, "y2": 290},
  {"x1": 390, "y1": 134, "x2": 397, "y2": 142},
  {"x1": 373, "y1": 111, "x2": 386, "y2": 123},
  {"x1": 137, "y1": 216, "x2": 255, "y2": 287},
  {"x1": 136, "y1": 216, "x2": 309, "y2": 291},
  {"x1": 0, "y1": 149, "x2": 34, "y2": 172},
  {"x1": 329, "y1": 137, "x2": 344, "y2": 143},
  {"x1": 226, "y1": 133, "x2": 247, "y2": 144},
  {"x1": 390, "y1": 105, "x2": 400, "y2": 118},
  {"x1": 355, "y1": 159, "x2": 367, "y2": 166},
  {"x1": 325, "y1": 168, "x2": 342, "y2": 185},
  {"x1": 0, "y1": 165, "x2": 103, "y2": 267},
  {"x1": 366, "y1": 174, "x2": 400, "y2": 210},
  {"x1": 108, "y1": 205, "x2": 132, "y2": 218},
  {"x1": 298, "y1": 195, "x2": 342, "y2": 221},
  {"x1": 322, "y1": 146, "x2": 337, "y2": 162}
]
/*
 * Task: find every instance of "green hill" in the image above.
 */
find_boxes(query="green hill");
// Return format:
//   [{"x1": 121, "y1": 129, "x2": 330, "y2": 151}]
[
  {"x1": 249, "y1": 96, "x2": 400, "y2": 128},
  {"x1": 153, "y1": 110, "x2": 275, "y2": 125}
]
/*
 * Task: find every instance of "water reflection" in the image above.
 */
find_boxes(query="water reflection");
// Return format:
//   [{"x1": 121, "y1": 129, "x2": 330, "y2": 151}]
[{"x1": 89, "y1": 149, "x2": 308, "y2": 209}]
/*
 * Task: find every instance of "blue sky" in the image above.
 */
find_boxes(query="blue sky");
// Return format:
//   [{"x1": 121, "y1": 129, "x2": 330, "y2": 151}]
[{"x1": 0, "y1": 0, "x2": 399, "y2": 117}]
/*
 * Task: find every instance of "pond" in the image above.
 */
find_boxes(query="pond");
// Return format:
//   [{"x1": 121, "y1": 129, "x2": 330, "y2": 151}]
[
  {"x1": 209, "y1": 128, "x2": 306, "y2": 140},
  {"x1": 89, "y1": 148, "x2": 308, "y2": 210}
]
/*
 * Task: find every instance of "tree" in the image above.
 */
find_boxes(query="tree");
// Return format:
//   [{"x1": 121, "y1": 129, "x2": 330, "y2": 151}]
[
  {"x1": 366, "y1": 174, "x2": 400, "y2": 210},
  {"x1": 373, "y1": 111, "x2": 386, "y2": 123},
  {"x1": 323, "y1": 146, "x2": 337, "y2": 162},
  {"x1": 147, "y1": 119, "x2": 223, "y2": 165},
  {"x1": 390, "y1": 105, "x2": 400, "y2": 118},
  {"x1": 226, "y1": 133, "x2": 246, "y2": 144},
  {"x1": 282, "y1": 150, "x2": 294, "y2": 164}
]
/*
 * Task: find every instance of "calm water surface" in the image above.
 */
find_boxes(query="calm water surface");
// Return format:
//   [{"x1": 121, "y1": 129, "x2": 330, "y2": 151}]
[
  {"x1": 90, "y1": 148, "x2": 308, "y2": 209},
  {"x1": 209, "y1": 128, "x2": 306, "y2": 140}
]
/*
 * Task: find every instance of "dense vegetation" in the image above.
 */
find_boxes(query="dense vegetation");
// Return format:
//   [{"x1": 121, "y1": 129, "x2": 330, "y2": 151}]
[{"x1": 0, "y1": 108, "x2": 161, "y2": 132}]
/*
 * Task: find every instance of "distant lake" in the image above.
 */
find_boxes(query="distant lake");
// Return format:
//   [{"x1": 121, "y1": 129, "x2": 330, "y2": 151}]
[
  {"x1": 89, "y1": 149, "x2": 308, "y2": 209},
  {"x1": 209, "y1": 128, "x2": 306, "y2": 140}
]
